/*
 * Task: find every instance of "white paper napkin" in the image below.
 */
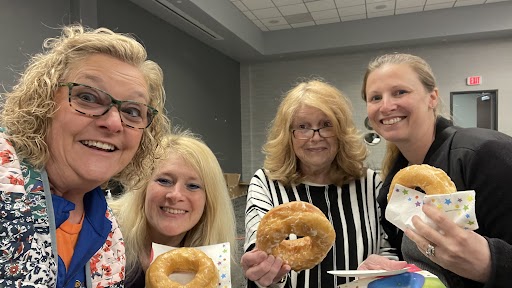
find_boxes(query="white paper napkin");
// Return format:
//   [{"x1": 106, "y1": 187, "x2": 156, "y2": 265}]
[
  {"x1": 150, "y1": 242, "x2": 232, "y2": 287},
  {"x1": 385, "y1": 184, "x2": 479, "y2": 232}
]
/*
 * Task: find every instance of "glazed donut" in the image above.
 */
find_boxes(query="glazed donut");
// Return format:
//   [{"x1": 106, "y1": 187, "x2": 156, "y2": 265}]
[
  {"x1": 389, "y1": 164, "x2": 456, "y2": 202},
  {"x1": 145, "y1": 247, "x2": 218, "y2": 288},
  {"x1": 256, "y1": 201, "x2": 336, "y2": 271}
]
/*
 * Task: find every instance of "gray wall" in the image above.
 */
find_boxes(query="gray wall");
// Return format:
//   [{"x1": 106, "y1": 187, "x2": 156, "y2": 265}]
[
  {"x1": 97, "y1": 0, "x2": 242, "y2": 173},
  {"x1": 0, "y1": 0, "x2": 70, "y2": 88},
  {"x1": 0, "y1": 0, "x2": 243, "y2": 174},
  {"x1": 241, "y1": 37, "x2": 512, "y2": 181}
]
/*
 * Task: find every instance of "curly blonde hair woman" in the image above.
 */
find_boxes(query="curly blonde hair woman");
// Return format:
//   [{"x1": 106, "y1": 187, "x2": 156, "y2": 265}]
[
  {"x1": 0, "y1": 24, "x2": 170, "y2": 287},
  {"x1": 110, "y1": 131, "x2": 236, "y2": 286},
  {"x1": 2, "y1": 24, "x2": 170, "y2": 186}
]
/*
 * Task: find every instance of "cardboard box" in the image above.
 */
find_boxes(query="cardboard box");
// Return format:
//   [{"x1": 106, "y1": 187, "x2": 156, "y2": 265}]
[{"x1": 223, "y1": 173, "x2": 249, "y2": 199}]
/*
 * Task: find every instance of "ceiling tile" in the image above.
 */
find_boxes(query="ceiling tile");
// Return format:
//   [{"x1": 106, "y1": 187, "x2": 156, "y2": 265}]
[
  {"x1": 455, "y1": 0, "x2": 486, "y2": 6},
  {"x1": 241, "y1": 0, "x2": 275, "y2": 10},
  {"x1": 316, "y1": 17, "x2": 342, "y2": 24},
  {"x1": 367, "y1": 0, "x2": 395, "y2": 11},
  {"x1": 243, "y1": 10, "x2": 258, "y2": 20},
  {"x1": 396, "y1": 0, "x2": 426, "y2": 8},
  {"x1": 252, "y1": 19, "x2": 269, "y2": 30},
  {"x1": 396, "y1": 6, "x2": 424, "y2": 13},
  {"x1": 366, "y1": 0, "x2": 392, "y2": 4},
  {"x1": 338, "y1": 5, "x2": 366, "y2": 16},
  {"x1": 232, "y1": 1, "x2": 249, "y2": 12},
  {"x1": 260, "y1": 16, "x2": 288, "y2": 26},
  {"x1": 272, "y1": 0, "x2": 303, "y2": 5},
  {"x1": 311, "y1": 9, "x2": 340, "y2": 19},
  {"x1": 424, "y1": 1, "x2": 455, "y2": 9},
  {"x1": 426, "y1": 0, "x2": 454, "y2": 4},
  {"x1": 252, "y1": 19, "x2": 264, "y2": 25},
  {"x1": 368, "y1": 9, "x2": 395, "y2": 17},
  {"x1": 252, "y1": 19, "x2": 265, "y2": 26},
  {"x1": 306, "y1": 0, "x2": 337, "y2": 11},
  {"x1": 341, "y1": 13, "x2": 367, "y2": 20},
  {"x1": 291, "y1": 21, "x2": 317, "y2": 27},
  {"x1": 284, "y1": 12, "x2": 315, "y2": 23},
  {"x1": 268, "y1": 24, "x2": 293, "y2": 30},
  {"x1": 278, "y1": 3, "x2": 309, "y2": 15},
  {"x1": 252, "y1": 7, "x2": 282, "y2": 19},
  {"x1": 228, "y1": 0, "x2": 492, "y2": 31},
  {"x1": 335, "y1": 0, "x2": 366, "y2": 7}
]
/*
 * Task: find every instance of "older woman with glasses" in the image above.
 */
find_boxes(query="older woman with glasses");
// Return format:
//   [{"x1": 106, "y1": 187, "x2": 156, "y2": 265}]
[
  {"x1": 0, "y1": 24, "x2": 169, "y2": 287},
  {"x1": 241, "y1": 79, "x2": 402, "y2": 288}
]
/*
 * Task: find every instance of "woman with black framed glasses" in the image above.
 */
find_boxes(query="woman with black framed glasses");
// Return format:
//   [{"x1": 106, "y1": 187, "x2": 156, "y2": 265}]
[
  {"x1": 0, "y1": 24, "x2": 170, "y2": 287},
  {"x1": 241, "y1": 79, "x2": 403, "y2": 288}
]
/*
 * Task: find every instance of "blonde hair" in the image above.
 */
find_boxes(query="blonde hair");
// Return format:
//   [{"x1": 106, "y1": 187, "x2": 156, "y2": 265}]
[
  {"x1": 264, "y1": 79, "x2": 367, "y2": 186},
  {"x1": 1, "y1": 24, "x2": 170, "y2": 187},
  {"x1": 109, "y1": 131, "x2": 236, "y2": 277},
  {"x1": 361, "y1": 53, "x2": 438, "y2": 178}
]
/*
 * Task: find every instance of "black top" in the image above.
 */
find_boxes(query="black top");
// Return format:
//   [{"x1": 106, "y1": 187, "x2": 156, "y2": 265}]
[
  {"x1": 380, "y1": 117, "x2": 512, "y2": 288},
  {"x1": 125, "y1": 265, "x2": 145, "y2": 288}
]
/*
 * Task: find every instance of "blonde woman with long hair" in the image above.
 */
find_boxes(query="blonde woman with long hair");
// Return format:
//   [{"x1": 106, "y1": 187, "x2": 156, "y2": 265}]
[
  {"x1": 110, "y1": 131, "x2": 236, "y2": 287},
  {"x1": 242, "y1": 79, "x2": 398, "y2": 287}
]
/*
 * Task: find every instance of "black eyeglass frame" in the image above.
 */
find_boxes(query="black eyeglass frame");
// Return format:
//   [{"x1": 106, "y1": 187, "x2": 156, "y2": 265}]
[
  {"x1": 291, "y1": 127, "x2": 336, "y2": 140},
  {"x1": 58, "y1": 82, "x2": 158, "y2": 129}
]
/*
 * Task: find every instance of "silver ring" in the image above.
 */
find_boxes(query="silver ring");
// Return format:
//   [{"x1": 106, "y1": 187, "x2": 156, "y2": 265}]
[{"x1": 425, "y1": 243, "x2": 436, "y2": 257}]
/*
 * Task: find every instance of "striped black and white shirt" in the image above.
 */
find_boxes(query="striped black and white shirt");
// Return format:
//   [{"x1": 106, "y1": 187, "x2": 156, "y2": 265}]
[{"x1": 244, "y1": 168, "x2": 396, "y2": 288}]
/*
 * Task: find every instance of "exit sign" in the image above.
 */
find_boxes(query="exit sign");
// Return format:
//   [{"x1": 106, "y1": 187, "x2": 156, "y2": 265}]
[{"x1": 467, "y1": 76, "x2": 482, "y2": 86}]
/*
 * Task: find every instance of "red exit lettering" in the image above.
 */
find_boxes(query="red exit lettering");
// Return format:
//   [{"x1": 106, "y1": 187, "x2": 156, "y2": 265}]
[{"x1": 467, "y1": 76, "x2": 482, "y2": 86}]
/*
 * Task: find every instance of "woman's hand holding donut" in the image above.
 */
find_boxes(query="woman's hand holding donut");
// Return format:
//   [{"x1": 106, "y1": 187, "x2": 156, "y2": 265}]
[
  {"x1": 241, "y1": 249, "x2": 291, "y2": 287},
  {"x1": 358, "y1": 254, "x2": 408, "y2": 271},
  {"x1": 406, "y1": 203, "x2": 491, "y2": 283}
]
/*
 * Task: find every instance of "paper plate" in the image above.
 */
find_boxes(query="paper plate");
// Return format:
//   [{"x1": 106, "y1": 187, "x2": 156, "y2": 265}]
[{"x1": 327, "y1": 267, "x2": 409, "y2": 278}]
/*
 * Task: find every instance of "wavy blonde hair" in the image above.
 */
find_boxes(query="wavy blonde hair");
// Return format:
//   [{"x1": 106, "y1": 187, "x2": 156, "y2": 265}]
[
  {"x1": 1, "y1": 24, "x2": 170, "y2": 186},
  {"x1": 360, "y1": 53, "x2": 438, "y2": 178},
  {"x1": 109, "y1": 131, "x2": 236, "y2": 278},
  {"x1": 264, "y1": 79, "x2": 367, "y2": 186}
]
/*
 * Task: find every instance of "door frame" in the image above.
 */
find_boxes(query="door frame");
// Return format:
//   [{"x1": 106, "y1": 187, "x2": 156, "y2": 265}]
[{"x1": 450, "y1": 89, "x2": 498, "y2": 130}]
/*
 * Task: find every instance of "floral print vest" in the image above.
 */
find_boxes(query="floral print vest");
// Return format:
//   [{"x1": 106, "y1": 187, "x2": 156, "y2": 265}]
[{"x1": 0, "y1": 132, "x2": 125, "y2": 287}]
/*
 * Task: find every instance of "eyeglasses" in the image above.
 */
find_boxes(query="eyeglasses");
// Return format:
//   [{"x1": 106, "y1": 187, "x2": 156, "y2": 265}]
[
  {"x1": 59, "y1": 82, "x2": 158, "y2": 129},
  {"x1": 292, "y1": 126, "x2": 336, "y2": 140}
]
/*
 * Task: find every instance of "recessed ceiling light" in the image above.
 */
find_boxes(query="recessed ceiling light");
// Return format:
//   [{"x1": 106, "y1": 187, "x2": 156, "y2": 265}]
[
  {"x1": 375, "y1": 4, "x2": 387, "y2": 9},
  {"x1": 269, "y1": 19, "x2": 280, "y2": 24}
]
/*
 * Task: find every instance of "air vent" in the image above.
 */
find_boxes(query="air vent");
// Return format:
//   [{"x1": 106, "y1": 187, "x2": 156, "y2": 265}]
[{"x1": 155, "y1": 0, "x2": 224, "y2": 40}]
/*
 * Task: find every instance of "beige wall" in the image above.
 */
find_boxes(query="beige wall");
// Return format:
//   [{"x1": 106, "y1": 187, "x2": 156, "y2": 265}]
[{"x1": 241, "y1": 37, "x2": 512, "y2": 181}]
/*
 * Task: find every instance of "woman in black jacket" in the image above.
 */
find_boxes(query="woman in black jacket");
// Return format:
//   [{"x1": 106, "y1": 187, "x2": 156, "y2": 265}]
[{"x1": 359, "y1": 53, "x2": 512, "y2": 288}]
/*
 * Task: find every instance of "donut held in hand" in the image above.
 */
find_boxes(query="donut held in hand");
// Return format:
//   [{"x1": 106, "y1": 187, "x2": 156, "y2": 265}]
[
  {"x1": 256, "y1": 201, "x2": 336, "y2": 271},
  {"x1": 388, "y1": 164, "x2": 457, "y2": 202},
  {"x1": 146, "y1": 247, "x2": 219, "y2": 288}
]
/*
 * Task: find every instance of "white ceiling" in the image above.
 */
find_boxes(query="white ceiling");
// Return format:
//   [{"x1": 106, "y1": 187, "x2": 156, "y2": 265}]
[
  {"x1": 130, "y1": 0, "x2": 512, "y2": 62},
  {"x1": 231, "y1": 0, "x2": 508, "y2": 31}
]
